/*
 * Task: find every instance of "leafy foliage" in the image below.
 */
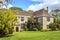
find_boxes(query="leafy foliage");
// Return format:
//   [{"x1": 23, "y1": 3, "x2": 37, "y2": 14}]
[
  {"x1": 55, "y1": 20, "x2": 60, "y2": 30},
  {"x1": 27, "y1": 17, "x2": 42, "y2": 31},
  {"x1": 10, "y1": 7, "x2": 23, "y2": 11},
  {"x1": 22, "y1": 22, "x2": 28, "y2": 31},
  {"x1": 0, "y1": 10, "x2": 17, "y2": 36},
  {"x1": 28, "y1": 10, "x2": 34, "y2": 12},
  {"x1": 51, "y1": 9, "x2": 60, "y2": 21},
  {"x1": 0, "y1": 0, "x2": 12, "y2": 8},
  {"x1": 51, "y1": 9, "x2": 60, "y2": 30},
  {"x1": 52, "y1": 9, "x2": 60, "y2": 12},
  {"x1": 49, "y1": 23, "x2": 56, "y2": 31}
]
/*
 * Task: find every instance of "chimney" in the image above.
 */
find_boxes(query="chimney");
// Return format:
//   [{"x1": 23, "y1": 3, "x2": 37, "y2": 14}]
[
  {"x1": 47, "y1": 7, "x2": 48, "y2": 10},
  {"x1": 47, "y1": 7, "x2": 48, "y2": 13}
]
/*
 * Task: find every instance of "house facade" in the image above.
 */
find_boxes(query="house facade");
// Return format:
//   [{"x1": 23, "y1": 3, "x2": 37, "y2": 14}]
[
  {"x1": 14, "y1": 8, "x2": 54, "y2": 32},
  {"x1": 14, "y1": 10, "x2": 33, "y2": 32},
  {"x1": 33, "y1": 9, "x2": 54, "y2": 29}
]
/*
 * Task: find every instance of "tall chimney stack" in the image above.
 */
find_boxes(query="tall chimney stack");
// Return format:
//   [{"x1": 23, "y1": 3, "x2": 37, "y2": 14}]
[
  {"x1": 47, "y1": 7, "x2": 48, "y2": 13},
  {"x1": 47, "y1": 7, "x2": 48, "y2": 10}
]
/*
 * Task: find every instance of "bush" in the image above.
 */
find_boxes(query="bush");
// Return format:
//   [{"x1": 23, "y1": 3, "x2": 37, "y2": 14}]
[
  {"x1": 32, "y1": 28, "x2": 38, "y2": 31},
  {"x1": 23, "y1": 23, "x2": 28, "y2": 31},
  {"x1": 37, "y1": 23, "x2": 42, "y2": 31},
  {"x1": 0, "y1": 10, "x2": 17, "y2": 36},
  {"x1": 41, "y1": 29, "x2": 51, "y2": 32},
  {"x1": 4, "y1": 28, "x2": 9, "y2": 35},
  {"x1": 20, "y1": 29, "x2": 25, "y2": 32},
  {"x1": 26, "y1": 17, "x2": 42, "y2": 31},
  {"x1": 9, "y1": 28, "x2": 14, "y2": 34},
  {"x1": 0, "y1": 27, "x2": 9, "y2": 36},
  {"x1": 49, "y1": 23, "x2": 56, "y2": 31}
]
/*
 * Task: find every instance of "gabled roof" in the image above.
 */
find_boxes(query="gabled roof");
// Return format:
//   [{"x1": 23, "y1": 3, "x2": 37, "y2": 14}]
[
  {"x1": 14, "y1": 10, "x2": 33, "y2": 16},
  {"x1": 33, "y1": 9, "x2": 53, "y2": 17},
  {"x1": 12, "y1": 9, "x2": 53, "y2": 17}
]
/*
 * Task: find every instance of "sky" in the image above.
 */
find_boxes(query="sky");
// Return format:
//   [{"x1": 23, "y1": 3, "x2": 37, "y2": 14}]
[
  {"x1": 8, "y1": 0, "x2": 60, "y2": 12},
  {"x1": 11, "y1": 0, "x2": 40, "y2": 10}
]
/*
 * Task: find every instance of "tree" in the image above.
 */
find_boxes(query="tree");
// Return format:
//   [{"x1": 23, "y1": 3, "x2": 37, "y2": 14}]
[
  {"x1": 51, "y1": 9, "x2": 60, "y2": 21},
  {"x1": 0, "y1": 0, "x2": 4, "y2": 9},
  {"x1": 49, "y1": 23, "x2": 56, "y2": 31},
  {"x1": 4, "y1": 0, "x2": 12, "y2": 8},
  {"x1": 22, "y1": 22, "x2": 27, "y2": 31},
  {"x1": 28, "y1": 10, "x2": 34, "y2": 12},
  {"x1": 51, "y1": 9, "x2": 60, "y2": 30},
  {"x1": 27, "y1": 17, "x2": 42, "y2": 31},
  {"x1": 27, "y1": 17, "x2": 34, "y2": 31},
  {"x1": 34, "y1": 22, "x2": 42, "y2": 31},
  {"x1": 53, "y1": 9, "x2": 60, "y2": 12},
  {"x1": 0, "y1": 10, "x2": 17, "y2": 36},
  {"x1": 0, "y1": 0, "x2": 12, "y2": 8},
  {"x1": 10, "y1": 7, "x2": 23, "y2": 11}
]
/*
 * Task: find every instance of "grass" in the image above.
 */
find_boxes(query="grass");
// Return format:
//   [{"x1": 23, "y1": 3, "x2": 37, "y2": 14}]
[{"x1": 0, "y1": 31, "x2": 60, "y2": 40}]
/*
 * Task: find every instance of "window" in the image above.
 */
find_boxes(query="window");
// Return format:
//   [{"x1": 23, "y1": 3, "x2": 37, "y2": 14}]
[
  {"x1": 18, "y1": 16, "x2": 20, "y2": 18},
  {"x1": 38, "y1": 17, "x2": 43, "y2": 22},
  {"x1": 47, "y1": 17, "x2": 50, "y2": 21},
  {"x1": 21, "y1": 17, "x2": 24, "y2": 21}
]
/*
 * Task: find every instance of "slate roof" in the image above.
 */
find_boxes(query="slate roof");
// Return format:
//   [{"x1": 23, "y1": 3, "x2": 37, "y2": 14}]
[
  {"x1": 33, "y1": 9, "x2": 53, "y2": 17},
  {"x1": 14, "y1": 10, "x2": 33, "y2": 16},
  {"x1": 13, "y1": 9, "x2": 53, "y2": 17}
]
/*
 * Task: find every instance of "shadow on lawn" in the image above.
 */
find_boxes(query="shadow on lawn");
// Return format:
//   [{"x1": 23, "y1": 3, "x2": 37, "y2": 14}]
[{"x1": 0, "y1": 34, "x2": 13, "y2": 38}]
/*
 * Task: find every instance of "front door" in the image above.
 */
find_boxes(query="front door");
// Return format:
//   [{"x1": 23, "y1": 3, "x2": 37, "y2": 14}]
[{"x1": 16, "y1": 27, "x2": 19, "y2": 32}]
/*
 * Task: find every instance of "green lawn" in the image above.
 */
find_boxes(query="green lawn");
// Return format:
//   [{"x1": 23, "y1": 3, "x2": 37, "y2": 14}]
[{"x1": 0, "y1": 31, "x2": 60, "y2": 40}]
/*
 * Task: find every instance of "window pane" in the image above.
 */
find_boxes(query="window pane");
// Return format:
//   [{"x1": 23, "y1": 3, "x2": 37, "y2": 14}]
[
  {"x1": 21, "y1": 17, "x2": 24, "y2": 21},
  {"x1": 47, "y1": 17, "x2": 50, "y2": 21}
]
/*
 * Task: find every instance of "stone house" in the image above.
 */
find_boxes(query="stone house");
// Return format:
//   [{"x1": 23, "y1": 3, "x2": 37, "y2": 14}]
[
  {"x1": 14, "y1": 8, "x2": 54, "y2": 32},
  {"x1": 33, "y1": 9, "x2": 53, "y2": 29},
  {"x1": 14, "y1": 10, "x2": 33, "y2": 32}
]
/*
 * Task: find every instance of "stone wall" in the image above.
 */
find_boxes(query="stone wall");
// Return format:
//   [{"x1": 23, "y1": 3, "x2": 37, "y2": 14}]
[{"x1": 42, "y1": 17, "x2": 54, "y2": 29}]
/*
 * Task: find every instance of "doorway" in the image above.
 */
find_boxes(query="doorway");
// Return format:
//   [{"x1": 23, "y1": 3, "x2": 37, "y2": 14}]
[{"x1": 16, "y1": 27, "x2": 19, "y2": 32}]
